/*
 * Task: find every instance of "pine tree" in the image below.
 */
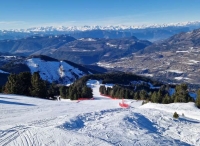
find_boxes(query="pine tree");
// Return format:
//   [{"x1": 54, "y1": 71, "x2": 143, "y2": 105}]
[
  {"x1": 134, "y1": 92, "x2": 139, "y2": 100},
  {"x1": 59, "y1": 86, "x2": 67, "y2": 99},
  {"x1": 18, "y1": 72, "x2": 32, "y2": 96},
  {"x1": 174, "y1": 83, "x2": 191, "y2": 103},
  {"x1": 82, "y1": 85, "x2": 93, "y2": 98},
  {"x1": 195, "y1": 90, "x2": 200, "y2": 108},
  {"x1": 124, "y1": 89, "x2": 129, "y2": 99},
  {"x1": 4, "y1": 74, "x2": 19, "y2": 94},
  {"x1": 30, "y1": 72, "x2": 47, "y2": 98},
  {"x1": 115, "y1": 88, "x2": 120, "y2": 98},
  {"x1": 119, "y1": 89, "x2": 125, "y2": 99},
  {"x1": 68, "y1": 86, "x2": 74, "y2": 99},
  {"x1": 157, "y1": 90, "x2": 163, "y2": 103},
  {"x1": 139, "y1": 90, "x2": 147, "y2": 100},
  {"x1": 47, "y1": 82, "x2": 59, "y2": 99},
  {"x1": 162, "y1": 94, "x2": 170, "y2": 104},
  {"x1": 151, "y1": 91, "x2": 157, "y2": 103},
  {"x1": 100, "y1": 86, "x2": 106, "y2": 95},
  {"x1": 107, "y1": 87, "x2": 112, "y2": 96}
]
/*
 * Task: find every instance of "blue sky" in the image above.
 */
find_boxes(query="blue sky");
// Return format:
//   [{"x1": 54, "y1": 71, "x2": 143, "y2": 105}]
[{"x1": 0, "y1": 0, "x2": 200, "y2": 29}]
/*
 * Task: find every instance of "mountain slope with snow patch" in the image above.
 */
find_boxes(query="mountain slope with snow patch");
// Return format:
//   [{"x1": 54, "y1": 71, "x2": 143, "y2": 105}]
[
  {"x1": 0, "y1": 55, "x2": 98, "y2": 85},
  {"x1": 26, "y1": 58, "x2": 85, "y2": 83}
]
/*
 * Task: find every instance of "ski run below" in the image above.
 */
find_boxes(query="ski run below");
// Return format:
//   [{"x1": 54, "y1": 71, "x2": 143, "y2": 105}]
[{"x1": 0, "y1": 80, "x2": 200, "y2": 146}]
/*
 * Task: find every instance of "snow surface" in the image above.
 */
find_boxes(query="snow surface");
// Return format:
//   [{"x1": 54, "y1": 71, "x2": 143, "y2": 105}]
[
  {"x1": 176, "y1": 51, "x2": 189, "y2": 53},
  {"x1": 174, "y1": 77, "x2": 191, "y2": 80},
  {"x1": 189, "y1": 60, "x2": 200, "y2": 64},
  {"x1": 0, "y1": 69, "x2": 9, "y2": 74},
  {"x1": 167, "y1": 70, "x2": 183, "y2": 74},
  {"x1": 140, "y1": 73, "x2": 154, "y2": 77},
  {"x1": 0, "y1": 80, "x2": 200, "y2": 145},
  {"x1": 106, "y1": 43, "x2": 117, "y2": 48},
  {"x1": 26, "y1": 58, "x2": 84, "y2": 83},
  {"x1": 79, "y1": 38, "x2": 96, "y2": 41}
]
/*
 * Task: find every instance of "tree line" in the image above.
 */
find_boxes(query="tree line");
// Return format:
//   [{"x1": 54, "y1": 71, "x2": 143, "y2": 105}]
[
  {"x1": 99, "y1": 83, "x2": 195, "y2": 104},
  {"x1": 1, "y1": 71, "x2": 93, "y2": 100},
  {"x1": 3, "y1": 72, "x2": 59, "y2": 99},
  {"x1": 2, "y1": 71, "x2": 200, "y2": 107},
  {"x1": 59, "y1": 85, "x2": 93, "y2": 100}
]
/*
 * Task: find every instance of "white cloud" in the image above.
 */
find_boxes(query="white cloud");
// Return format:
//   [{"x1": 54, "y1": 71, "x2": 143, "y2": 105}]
[
  {"x1": 0, "y1": 21, "x2": 25, "y2": 25},
  {"x1": 0, "y1": 21, "x2": 28, "y2": 30}
]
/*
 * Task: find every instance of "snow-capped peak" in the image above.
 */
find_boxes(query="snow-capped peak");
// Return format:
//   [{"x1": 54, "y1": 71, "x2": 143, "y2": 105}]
[{"x1": 2, "y1": 21, "x2": 200, "y2": 33}]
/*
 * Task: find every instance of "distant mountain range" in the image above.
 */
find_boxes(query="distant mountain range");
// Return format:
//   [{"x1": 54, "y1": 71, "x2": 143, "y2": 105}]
[
  {"x1": 0, "y1": 35, "x2": 152, "y2": 64},
  {"x1": 1, "y1": 25, "x2": 200, "y2": 86},
  {"x1": 0, "y1": 35, "x2": 75, "y2": 56},
  {"x1": 1, "y1": 21, "x2": 200, "y2": 41},
  {"x1": 2, "y1": 21, "x2": 200, "y2": 32}
]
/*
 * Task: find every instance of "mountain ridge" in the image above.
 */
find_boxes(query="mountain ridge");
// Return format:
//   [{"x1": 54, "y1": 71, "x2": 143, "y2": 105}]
[
  {"x1": 1, "y1": 21, "x2": 200, "y2": 32},
  {"x1": 1, "y1": 21, "x2": 200, "y2": 41}
]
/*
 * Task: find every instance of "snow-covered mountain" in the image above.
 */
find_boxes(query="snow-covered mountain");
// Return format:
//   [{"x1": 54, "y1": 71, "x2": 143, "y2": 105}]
[
  {"x1": 1, "y1": 21, "x2": 200, "y2": 32},
  {"x1": 1, "y1": 21, "x2": 200, "y2": 41},
  {"x1": 26, "y1": 57, "x2": 85, "y2": 84},
  {"x1": 0, "y1": 55, "x2": 100, "y2": 85}
]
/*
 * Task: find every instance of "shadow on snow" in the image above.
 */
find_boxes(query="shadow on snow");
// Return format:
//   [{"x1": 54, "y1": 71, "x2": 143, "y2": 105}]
[
  {"x1": 0, "y1": 99, "x2": 35, "y2": 106},
  {"x1": 179, "y1": 117, "x2": 200, "y2": 124},
  {"x1": 62, "y1": 117, "x2": 84, "y2": 130},
  {"x1": 124, "y1": 113, "x2": 191, "y2": 146},
  {"x1": 0, "y1": 96, "x2": 20, "y2": 100}
]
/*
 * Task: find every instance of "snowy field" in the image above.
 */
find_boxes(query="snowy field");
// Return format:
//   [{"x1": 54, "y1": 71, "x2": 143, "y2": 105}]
[{"x1": 0, "y1": 80, "x2": 200, "y2": 145}]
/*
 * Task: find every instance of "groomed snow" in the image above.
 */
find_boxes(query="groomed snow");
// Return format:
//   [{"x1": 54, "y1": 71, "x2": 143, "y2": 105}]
[{"x1": 0, "y1": 80, "x2": 200, "y2": 145}]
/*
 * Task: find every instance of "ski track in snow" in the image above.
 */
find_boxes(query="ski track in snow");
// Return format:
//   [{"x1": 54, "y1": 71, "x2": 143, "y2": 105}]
[{"x1": 0, "y1": 80, "x2": 200, "y2": 145}]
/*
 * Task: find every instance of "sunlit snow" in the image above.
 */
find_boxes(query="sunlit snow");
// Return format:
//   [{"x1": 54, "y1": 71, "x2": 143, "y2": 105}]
[
  {"x1": 0, "y1": 80, "x2": 200, "y2": 145},
  {"x1": 26, "y1": 58, "x2": 84, "y2": 83}
]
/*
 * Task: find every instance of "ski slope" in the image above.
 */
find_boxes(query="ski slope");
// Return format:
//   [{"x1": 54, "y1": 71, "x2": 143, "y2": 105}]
[{"x1": 0, "y1": 80, "x2": 200, "y2": 145}]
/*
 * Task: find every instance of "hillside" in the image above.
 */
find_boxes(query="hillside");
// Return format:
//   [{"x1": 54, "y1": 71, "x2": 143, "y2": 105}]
[
  {"x1": 0, "y1": 35, "x2": 151, "y2": 64},
  {"x1": 0, "y1": 55, "x2": 100, "y2": 85},
  {"x1": 0, "y1": 80, "x2": 200, "y2": 145},
  {"x1": 0, "y1": 35, "x2": 76, "y2": 55},
  {"x1": 141, "y1": 28, "x2": 200, "y2": 53},
  {"x1": 98, "y1": 28, "x2": 200, "y2": 86},
  {"x1": 35, "y1": 36, "x2": 151, "y2": 64}
]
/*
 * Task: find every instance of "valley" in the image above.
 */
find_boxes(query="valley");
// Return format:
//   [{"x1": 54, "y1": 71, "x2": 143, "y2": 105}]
[
  {"x1": 96, "y1": 28, "x2": 200, "y2": 87},
  {"x1": 98, "y1": 48, "x2": 200, "y2": 85}
]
